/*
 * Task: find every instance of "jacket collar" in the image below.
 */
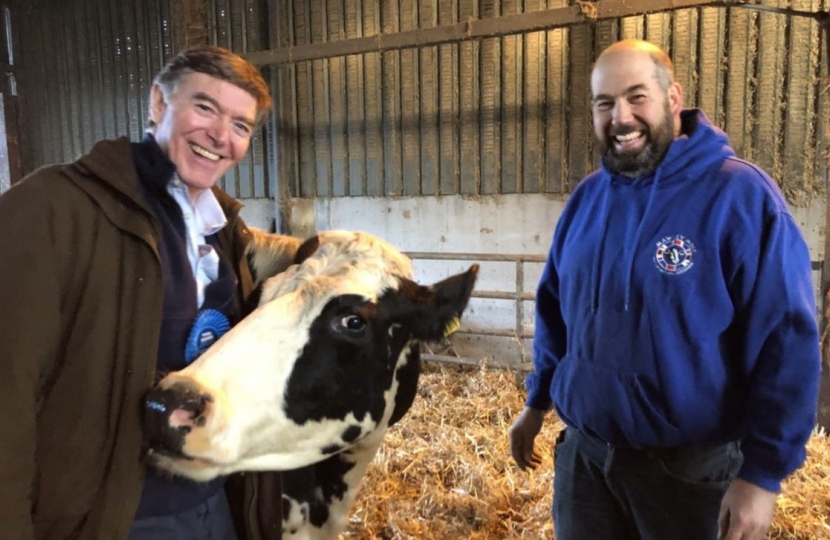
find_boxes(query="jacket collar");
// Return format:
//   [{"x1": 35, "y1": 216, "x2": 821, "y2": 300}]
[
  {"x1": 71, "y1": 136, "x2": 244, "y2": 224},
  {"x1": 66, "y1": 137, "x2": 245, "y2": 259}
]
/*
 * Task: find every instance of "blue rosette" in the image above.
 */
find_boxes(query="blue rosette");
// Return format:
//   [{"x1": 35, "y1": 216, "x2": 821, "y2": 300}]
[{"x1": 184, "y1": 309, "x2": 231, "y2": 365}]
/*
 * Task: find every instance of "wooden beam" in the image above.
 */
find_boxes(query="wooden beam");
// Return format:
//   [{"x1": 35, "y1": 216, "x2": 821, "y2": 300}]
[{"x1": 245, "y1": 0, "x2": 750, "y2": 66}]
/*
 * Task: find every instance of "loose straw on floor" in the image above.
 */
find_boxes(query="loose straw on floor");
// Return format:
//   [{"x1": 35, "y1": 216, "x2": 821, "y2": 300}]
[{"x1": 343, "y1": 363, "x2": 830, "y2": 539}]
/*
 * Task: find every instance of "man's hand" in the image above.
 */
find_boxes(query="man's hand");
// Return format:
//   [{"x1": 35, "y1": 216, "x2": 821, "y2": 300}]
[
  {"x1": 508, "y1": 407, "x2": 545, "y2": 470},
  {"x1": 718, "y1": 478, "x2": 778, "y2": 540}
]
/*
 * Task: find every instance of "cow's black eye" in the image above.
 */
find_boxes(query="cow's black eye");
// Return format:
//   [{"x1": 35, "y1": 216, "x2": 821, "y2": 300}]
[{"x1": 338, "y1": 314, "x2": 366, "y2": 332}]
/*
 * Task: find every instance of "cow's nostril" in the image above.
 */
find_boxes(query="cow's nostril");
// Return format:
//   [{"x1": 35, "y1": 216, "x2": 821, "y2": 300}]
[
  {"x1": 170, "y1": 407, "x2": 198, "y2": 428},
  {"x1": 179, "y1": 391, "x2": 208, "y2": 417},
  {"x1": 143, "y1": 382, "x2": 212, "y2": 455}
]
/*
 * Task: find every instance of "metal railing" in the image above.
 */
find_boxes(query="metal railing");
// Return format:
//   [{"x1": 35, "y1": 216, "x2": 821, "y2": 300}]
[{"x1": 406, "y1": 251, "x2": 545, "y2": 368}]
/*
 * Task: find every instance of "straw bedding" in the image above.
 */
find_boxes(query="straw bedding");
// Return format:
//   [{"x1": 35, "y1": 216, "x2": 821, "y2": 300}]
[{"x1": 342, "y1": 363, "x2": 830, "y2": 539}]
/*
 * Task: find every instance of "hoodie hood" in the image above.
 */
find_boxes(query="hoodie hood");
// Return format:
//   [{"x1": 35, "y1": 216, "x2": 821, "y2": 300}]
[
  {"x1": 643, "y1": 108, "x2": 734, "y2": 182},
  {"x1": 589, "y1": 109, "x2": 735, "y2": 312}
]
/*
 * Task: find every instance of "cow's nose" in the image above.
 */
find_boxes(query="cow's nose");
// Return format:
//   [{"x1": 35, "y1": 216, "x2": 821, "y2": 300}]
[{"x1": 144, "y1": 381, "x2": 213, "y2": 456}]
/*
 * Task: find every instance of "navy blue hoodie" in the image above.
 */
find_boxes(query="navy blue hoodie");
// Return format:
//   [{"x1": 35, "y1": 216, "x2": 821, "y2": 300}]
[{"x1": 526, "y1": 109, "x2": 820, "y2": 492}]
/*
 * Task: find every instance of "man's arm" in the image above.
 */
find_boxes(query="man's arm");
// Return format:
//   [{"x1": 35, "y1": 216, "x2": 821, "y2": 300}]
[
  {"x1": 720, "y1": 211, "x2": 820, "y2": 540},
  {"x1": 510, "y1": 243, "x2": 568, "y2": 470},
  {"x1": 737, "y1": 212, "x2": 819, "y2": 492},
  {"x1": 525, "y1": 247, "x2": 567, "y2": 411},
  {"x1": 0, "y1": 182, "x2": 64, "y2": 539}
]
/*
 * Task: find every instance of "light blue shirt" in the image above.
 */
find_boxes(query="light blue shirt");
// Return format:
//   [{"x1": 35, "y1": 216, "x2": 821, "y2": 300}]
[{"x1": 166, "y1": 175, "x2": 228, "y2": 308}]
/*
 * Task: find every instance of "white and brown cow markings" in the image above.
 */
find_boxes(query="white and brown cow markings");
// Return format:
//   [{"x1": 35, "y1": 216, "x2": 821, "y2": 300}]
[{"x1": 143, "y1": 230, "x2": 479, "y2": 539}]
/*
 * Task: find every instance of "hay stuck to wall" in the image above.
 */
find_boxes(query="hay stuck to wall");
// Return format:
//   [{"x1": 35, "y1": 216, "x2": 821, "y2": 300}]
[{"x1": 342, "y1": 363, "x2": 830, "y2": 539}]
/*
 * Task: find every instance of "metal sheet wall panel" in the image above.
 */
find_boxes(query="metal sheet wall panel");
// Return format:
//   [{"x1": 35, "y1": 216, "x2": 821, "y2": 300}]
[
  {"x1": 16, "y1": 0, "x2": 172, "y2": 170},
  {"x1": 522, "y1": 0, "x2": 545, "y2": 194},
  {"x1": 363, "y1": 1, "x2": 385, "y2": 196},
  {"x1": 13, "y1": 0, "x2": 829, "y2": 206},
  {"x1": 271, "y1": 1, "x2": 826, "y2": 202},
  {"x1": 458, "y1": 0, "x2": 480, "y2": 195}
]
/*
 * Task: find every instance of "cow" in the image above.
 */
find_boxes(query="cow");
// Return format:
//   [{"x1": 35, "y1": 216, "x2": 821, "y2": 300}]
[{"x1": 142, "y1": 229, "x2": 479, "y2": 539}]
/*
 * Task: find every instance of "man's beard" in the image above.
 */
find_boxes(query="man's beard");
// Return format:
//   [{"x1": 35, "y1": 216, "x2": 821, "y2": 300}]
[{"x1": 599, "y1": 103, "x2": 674, "y2": 178}]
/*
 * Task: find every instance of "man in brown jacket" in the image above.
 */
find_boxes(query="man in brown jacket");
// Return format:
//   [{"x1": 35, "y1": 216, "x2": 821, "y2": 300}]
[{"x1": 0, "y1": 45, "x2": 282, "y2": 539}]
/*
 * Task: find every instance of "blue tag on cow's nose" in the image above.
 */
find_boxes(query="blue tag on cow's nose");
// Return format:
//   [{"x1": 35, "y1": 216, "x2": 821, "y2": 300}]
[{"x1": 184, "y1": 309, "x2": 231, "y2": 365}]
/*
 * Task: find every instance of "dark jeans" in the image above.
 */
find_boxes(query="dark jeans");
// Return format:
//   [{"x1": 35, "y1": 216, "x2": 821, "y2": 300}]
[
  {"x1": 128, "y1": 489, "x2": 238, "y2": 540},
  {"x1": 553, "y1": 428, "x2": 743, "y2": 540}
]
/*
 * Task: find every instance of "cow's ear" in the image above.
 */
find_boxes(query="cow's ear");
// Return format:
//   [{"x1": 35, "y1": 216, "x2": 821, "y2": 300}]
[
  {"x1": 407, "y1": 264, "x2": 479, "y2": 342},
  {"x1": 294, "y1": 235, "x2": 321, "y2": 265},
  {"x1": 245, "y1": 229, "x2": 303, "y2": 285}
]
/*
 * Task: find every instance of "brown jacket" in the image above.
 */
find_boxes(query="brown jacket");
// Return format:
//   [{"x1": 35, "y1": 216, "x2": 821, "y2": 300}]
[{"x1": 0, "y1": 138, "x2": 262, "y2": 539}]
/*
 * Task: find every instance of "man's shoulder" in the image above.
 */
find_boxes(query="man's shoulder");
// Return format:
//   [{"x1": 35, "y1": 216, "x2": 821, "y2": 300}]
[
  {"x1": 581, "y1": 168, "x2": 605, "y2": 186},
  {"x1": 4, "y1": 163, "x2": 77, "y2": 201},
  {"x1": 566, "y1": 169, "x2": 605, "y2": 204},
  {"x1": 717, "y1": 157, "x2": 790, "y2": 214}
]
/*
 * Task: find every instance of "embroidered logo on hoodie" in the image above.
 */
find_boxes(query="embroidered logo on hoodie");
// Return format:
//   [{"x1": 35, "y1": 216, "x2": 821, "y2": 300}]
[{"x1": 654, "y1": 235, "x2": 696, "y2": 275}]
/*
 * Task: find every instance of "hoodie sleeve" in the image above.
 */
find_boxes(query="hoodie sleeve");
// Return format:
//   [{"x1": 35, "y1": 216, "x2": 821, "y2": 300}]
[
  {"x1": 732, "y1": 210, "x2": 820, "y2": 493},
  {"x1": 0, "y1": 181, "x2": 64, "y2": 540},
  {"x1": 525, "y1": 244, "x2": 568, "y2": 411}
]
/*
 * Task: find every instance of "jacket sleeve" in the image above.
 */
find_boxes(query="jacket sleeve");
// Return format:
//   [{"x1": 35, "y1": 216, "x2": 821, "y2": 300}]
[
  {"x1": 525, "y1": 244, "x2": 568, "y2": 411},
  {"x1": 733, "y1": 211, "x2": 820, "y2": 493},
  {"x1": 0, "y1": 181, "x2": 64, "y2": 538}
]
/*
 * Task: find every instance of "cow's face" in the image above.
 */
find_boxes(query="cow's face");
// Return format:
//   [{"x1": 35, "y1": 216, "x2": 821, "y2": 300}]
[{"x1": 143, "y1": 231, "x2": 477, "y2": 482}]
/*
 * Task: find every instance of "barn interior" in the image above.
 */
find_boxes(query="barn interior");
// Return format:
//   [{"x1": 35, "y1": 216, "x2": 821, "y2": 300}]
[{"x1": 0, "y1": 0, "x2": 829, "y2": 537}]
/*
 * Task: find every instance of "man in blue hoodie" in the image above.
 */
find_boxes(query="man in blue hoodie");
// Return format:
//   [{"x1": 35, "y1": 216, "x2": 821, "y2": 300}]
[{"x1": 508, "y1": 39, "x2": 820, "y2": 540}]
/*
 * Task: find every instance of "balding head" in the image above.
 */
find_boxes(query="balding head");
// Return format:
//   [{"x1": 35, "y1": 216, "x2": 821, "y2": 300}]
[
  {"x1": 595, "y1": 39, "x2": 676, "y2": 93},
  {"x1": 590, "y1": 40, "x2": 684, "y2": 177}
]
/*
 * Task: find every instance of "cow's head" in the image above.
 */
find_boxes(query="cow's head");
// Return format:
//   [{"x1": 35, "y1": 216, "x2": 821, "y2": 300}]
[{"x1": 143, "y1": 230, "x2": 477, "y2": 487}]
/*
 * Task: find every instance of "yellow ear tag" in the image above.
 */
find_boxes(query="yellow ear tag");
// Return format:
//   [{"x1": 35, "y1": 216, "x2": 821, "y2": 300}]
[{"x1": 443, "y1": 315, "x2": 461, "y2": 337}]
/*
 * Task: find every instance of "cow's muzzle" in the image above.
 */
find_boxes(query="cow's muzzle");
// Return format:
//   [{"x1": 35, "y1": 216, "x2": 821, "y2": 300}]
[{"x1": 144, "y1": 380, "x2": 213, "y2": 458}]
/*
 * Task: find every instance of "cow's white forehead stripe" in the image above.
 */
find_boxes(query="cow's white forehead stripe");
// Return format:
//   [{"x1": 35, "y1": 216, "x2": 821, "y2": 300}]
[{"x1": 259, "y1": 231, "x2": 413, "y2": 307}]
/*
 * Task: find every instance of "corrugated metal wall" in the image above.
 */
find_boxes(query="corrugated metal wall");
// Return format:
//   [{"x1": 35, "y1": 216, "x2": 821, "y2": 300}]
[
  {"x1": 271, "y1": 0, "x2": 829, "y2": 201},
  {"x1": 12, "y1": 0, "x2": 830, "y2": 203},
  {"x1": 17, "y1": 0, "x2": 170, "y2": 169},
  {"x1": 14, "y1": 0, "x2": 273, "y2": 199}
]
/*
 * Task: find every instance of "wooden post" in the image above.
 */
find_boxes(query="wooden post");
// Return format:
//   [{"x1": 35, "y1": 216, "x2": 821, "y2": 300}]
[
  {"x1": 170, "y1": 0, "x2": 209, "y2": 53},
  {"x1": 0, "y1": 92, "x2": 10, "y2": 194},
  {"x1": 4, "y1": 93, "x2": 21, "y2": 185},
  {"x1": 818, "y1": 13, "x2": 830, "y2": 430}
]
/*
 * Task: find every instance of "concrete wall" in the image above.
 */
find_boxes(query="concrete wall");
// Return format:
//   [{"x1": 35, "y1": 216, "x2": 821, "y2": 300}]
[{"x1": 239, "y1": 193, "x2": 826, "y2": 368}]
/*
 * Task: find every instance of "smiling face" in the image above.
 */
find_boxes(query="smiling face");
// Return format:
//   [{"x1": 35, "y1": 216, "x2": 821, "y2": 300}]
[
  {"x1": 591, "y1": 46, "x2": 683, "y2": 178},
  {"x1": 150, "y1": 72, "x2": 257, "y2": 197}
]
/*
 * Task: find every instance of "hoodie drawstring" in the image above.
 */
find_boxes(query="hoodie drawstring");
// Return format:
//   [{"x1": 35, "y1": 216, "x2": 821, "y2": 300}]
[
  {"x1": 591, "y1": 186, "x2": 612, "y2": 314},
  {"x1": 623, "y1": 170, "x2": 662, "y2": 311},
  {"x1": 591, "y1": 170, "x2": 662, "y2": 314}
]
